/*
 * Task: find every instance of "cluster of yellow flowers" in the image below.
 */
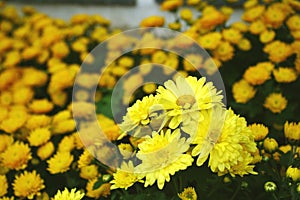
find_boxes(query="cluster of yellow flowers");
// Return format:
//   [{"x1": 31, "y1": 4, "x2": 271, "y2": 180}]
[{"x1": 110, "y1": 75, "x2": 258, "y2": 190}]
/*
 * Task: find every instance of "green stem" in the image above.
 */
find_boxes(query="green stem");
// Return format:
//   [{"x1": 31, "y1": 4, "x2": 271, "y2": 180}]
[
  {"x1": 272, "y1": 193, "x2": 279, "y2": 200},
  {"x1": 229, "y1": 185, "x2": 240, "y2": 200}
]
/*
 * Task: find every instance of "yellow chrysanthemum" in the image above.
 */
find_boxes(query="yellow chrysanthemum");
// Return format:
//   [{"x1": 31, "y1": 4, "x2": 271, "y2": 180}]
[
  {"x1": 198, "y1": 32, "x2": 222, "y2": 50},
  {"x1": 180, "y1": 8, "x2": 193, "y2": 21},
  {"x1": 13, "y1": 171, "x2": 45, "y2": 199},
  {"x1": 86, "y1": 179, "x2": 111, "y2": 199},
  {"x1": 78, "y1": 149, "x2": 94, "y2": 168},
  {"x1": 178, "y1": 187, "x2": 197, "y2": 200},
  {"x1": 58, "y1": 135, "x2": 75, "y2": 152},
  {"x1": 47, "y1": 152, "x2": 74, "y2": 174},
  {"x1": 140, "y1": 16, "x2": 165, "y2": 27},
  {"x1": 237, "y1": 38, "x2": 252, "y2": 51},
  {"x1": 0, "y1": 134, "x2": 13, "y2": 153},
  {"x1": 212, "y1": 41, "x2": 234, "y2": 61},
  {"x1": 273, "y1": 67, "x2": 298, "y2": 83},
  {"x1": 135, "y1": 129, "x2": 193, "y2": 190},
  {"x1": 37, "y1": 141, "x2": 55, "y2": 160},
  {"x1": 28, "y1": 127, "x2": 51, "y2": 147},
  {"x1": 263, "y1": 137, "x2": 278, "y2": 152},
  {"x1": 242, "y1": 5, "x2": 265, "y2": 22},
  {"x1": 192, "y1": 108, "x2": 257, "y2": 176},
  {"x1": 249, "y1": 20, "x2": 266, "y2": 35},
  {"x1": 222, "y1": 28, "x2": 242, "y2": 44},
  {"x1": 244, "y1": 62, "x2": 273, "y2": 85},
  {"x1": 262, "y1": 7, "x2": 285, "y2": 28},
  {"x1": 284, "y1": 121, "x2": 300, "y2": 141},
  {"x1": 0, "y1": 141, "x2": 31, "y2": 170},
  {"x1": 29, "y1": 99, "x2": 54, "y2": 114},
  {"x1": 160, "y1": 0, "x2": 183, "y2": 11},
  {"x1": 80, "y1": 165, "x2": 99, "y2": 180},
  {"x1": 156, "y1": 76, "x2": 223, "y2": 130},
  {"x1": 25, "y1": 115, "x2": 51, "y2": 130},
  {"x1": 259, "y1": 30, "x2": 275, "y2": 43},
  {"x1": 232, "y1": 79, "x2": 256, "y2": 103},
  {"x1": 264, "y1": 41, "x2": 293, "y2": 63},
  {"x1": 264, "y1": 93, "x2": 287, "y2": 113},
  {"x1": 110, "y1": 161, "x2": 142, "y2": 190},
  {"x1": 249, "y1": 123, "x2": 269, "y2": 141},
  {"x1": 52, "y1": 188, "x2": 84, "y2": 200},
  {"x1": 287, "y1": 15, "x2": 300, "y2": 31},
  {"x1": 0, "y1": 175, "x2": 8, "y2": 197},
  {"x1": 286, "y1": 166, "x2": 300, "y2": 181}
]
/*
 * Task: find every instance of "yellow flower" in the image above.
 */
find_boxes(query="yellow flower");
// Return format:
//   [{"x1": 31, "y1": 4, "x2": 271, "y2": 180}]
[
  {"x1": 249, "y1": 123, "x2": 269, "y2": 141},
  {"x1": 86, "y1": 179, "x2": 111, "y2": 198},
  {"x1": 287, "y1": 15, "x2": 300, "y2": 31},
  {"x1": 273, "y1": 67, "x2": 297, "y2": 83},
  {"x1": 286, "y1": 166, "x2": 300, "y2": 181},
  {"x1": 213, "y1": 41, "x2": 234, "y2": 61},
  {"x1": 47, "y1": 152, "x2": 74, "y2": 174},
  {"x1": 262, "y1": 7, "x2": 285, "y2": 28},
  {"x1": 237, "y1": 38, "x2": 252, "y2": 51},
  {"x1": 29, "y1": 99, "x2": 54, "y2": 114},
  {"x1": 52, "y1": 119, "x2": 76, "y2": 135},
  {"x1": 151, "y1": 50, "x2": 168, "y2": 64},
  {"x1": 22, "y1": 46, "x2": 40, "y2": 60},
  {"x1": 287, "y1": 0, "x2": 300, "y2": 10},
  {"x1": 232, "y1": 79, "x2": 256, "y2": 103},
  {"x1": 259, "y1": 30, "x2": 275, "y2": 43},
  {"x1": 28, "y1": 127, "x2": 51, "y2": 147},
  {"x1": 13, "y1": 171, "x2": 45, "y2": 199},
  {"x1": 135, "y1": 129, "x2": 193, "y2": 190},
  {"x1": 37, "y1": 141, "x2": 55, "y2": 160},
  {"x1": 180, "y1": 8, "x2": 193, "y2": 21},
  {"x1": 78, "y1": 150, "x2": 94, "y2": 168},
  {"x1": 143, "y1": 83, "x2": 157, "y2": 94},
  {"x1": 110, "y1": 161, "x2": 142, "y2": 190},
  {"x1": 192, "y1": 108, "x2": 257, "y2": 176},
  {"x1": 178, "y1": 187, "x2": 197, "y2": 200},
  {"x1": 263, "y1": 138, "x2": 278, "y2": 152},
  {"x1": 231, "y1": 22, "x2": 248, "y2": 32},
  {"x1": 12, "y1": 86, "x2": 34, "y2": 105},
  {"x1": 0, "y1": 134, "x2": 13, "y2": 153},
  {"x1": 52, "y1": 188, "x2": 84, "y2": 200},
  {"x1": 183, "y1": 54, "x2": 203, "y2": 71},
  {"x1": 118, "y1": 56, "x2": 134, "y2": 68},
  {"x1": 0, "y1": 142, "x2": 31, "y2": 170},
  {"x1": 264, "y1": 41, "x2": 292, "y2": 63},
  {"x1": 284, "y1": 121, "x2": 300, "y2": 141},
  {"x1": 198, "y1": 32, "x2": 222, "y2": 50},
  {"x1": 249, "y1": 20, "x2": 266, "y2": 35},
  {"x1": 187, "y1": 0, "x2": 201, "y2": 5},
  {"x1": 160, "y1": 0, "x2": 183, "y2": 11},
  {"x1": 198, "y1": 7, "x2": 226, "y2": 30},
  {"x1": 51, "y1": 41, "x2": 69, "y2": 59},
  {"x1": 140, "y1": 16, "x2": 164, "y2": 27},
  {"x1": 243, "y1": 62, "x2": 273, "y2": 85},
  {"x1": 80, "y1": 165, "x2": 99, "y2": 180},
  {"x1": 0, "y1": 175, "x2": 8, "y2": 197},
  {"x1": 25, "y1": 115, "x2": 51, "y2": 130},
  {"x1": 3, "y1": 50, "x2": 21, "y2": 68},
  {"x1": 22, "y1": 68, "x2": 48, "y2": 87},
  {"x1": 58, "y1": 135, "x2": 75, "y2": 152},
  {"x1": 264, "y1": 93, "x2": 287, "y2": 113},
  {"x1": 222, "y1": 28, "x2": 242, "y2": 44},
  {"x1": 242, "y1": 5, "x2": 265, "y2": 22},
  {"x1": 168, "y1": 22, "x2": 181, "y2": 30}
]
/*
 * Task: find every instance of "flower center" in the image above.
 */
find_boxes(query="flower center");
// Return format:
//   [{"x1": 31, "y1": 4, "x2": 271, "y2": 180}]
[{"x1": 176, "y1": 95, "x2": 196, "y2": 109}]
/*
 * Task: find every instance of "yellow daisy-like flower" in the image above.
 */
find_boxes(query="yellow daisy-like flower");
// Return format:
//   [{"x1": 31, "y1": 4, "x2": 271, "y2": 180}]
[
  {"x1": 86, "y1": 178, "x2": 111, "y2": 199},
  {"x1": 264, "y1": 41, "x2": 292, "y2": 63},
  {"x1": 222, "y1": 28, "x2": 242, "y2": 44},
  {"x1": 262, "y1": 7, "x2": 285, "y2": 28},
  {"x1": 212, "y1": 41, "x2": 234, "y2": 61},
  {"x1": 192, "y1": 108, "x2": 257, "y2": 176},
  {"x1": 140, "y1": 16, "x2": 165, "y2": 27},
  {"x1": 242, "y1": 5, "x2": 265, "y2": 22},
  {"x1": 237, "y1": 38, "x2": 252, "y2": 51},
  {"x1": 52, "y1": 188, "x2": 84, "y2": 200},
  {"x1": 232, "y1": 79, "x2": 256, "y2": 103},
  {"x1": 0, "y1": 141, "x2": 31, "y2": 170},
  {"x1": 259, "y1": 30, "x2": 275, "y2": 44},
  {"x1": 37, "y1": 141, "x2": 55, "y2": 160},
  {"x1": 287, "y1": 15, "x2": 300, "y2": 31},
  {"x1": 111, "y1": 161, "x2": 142, "y2": 190},
  {"x1": 58, "y1": 135, "x2": 75, "y2": 152},
  {"x1": 13, "y1": 170, "x2": 45, "y2": 199},
  {"x1": 243, "y1": 62, "x2": 274, "y2": 85},
  {"x1": 264, "y1": 93, "x2": 287, "y2": 113},
  {"x1": 28, "y1": 127, "x2": 51, "y2": 147},
  {"x1": 286, "y1": 166, "x2": 300, "y2": 181},
  {"x1": 249, "y1": 20, "x2": 266, "y2": 35},
  {"x1": 0, "y1": 175, "x2": 8, "y2": 197},
  {"x1": 135, "y1": 129, "x2": 193, "y2": 190},
  {"x1": 263, "y1": 137, "x2": 278, "y2": 152},
  {"x1": 198, "y1": 32, "x2": 222, "y2": 50},
  {"x1": 29, "y1": 99, "x2": 54, "y2": 114},
  {"x1": 47, "y1": 152, "x2": 74, "y2": 174},
  {"x1": 0, "y1": 134, "x2": 13, "y2": 153},
  {"x1": 284, "y1": 121, "x2": 300, "y2": 141},
  {"x1": 78, "y1": 149, "x2": 94, "y2": 168},
  {"x1": 273, "y1": 67, "x2": 298, "y2": 83},
  {"x1": 249, "y1": 123, "x2": 269, "y2": 141},
  {"x1": 80, "y1": 165, "x2": 99, "y2": 180},
  {"x1": 25, "y1": 115, "x2": 51, "y2": 130},
  {"x1": 178, "y1": 187, "x2": 197, "y2": 200},
  {"x1": 156, "y1": 76, "x2": 223, "y2": 130}
]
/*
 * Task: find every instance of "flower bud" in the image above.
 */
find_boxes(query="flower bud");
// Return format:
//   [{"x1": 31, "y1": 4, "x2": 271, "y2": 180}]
[{"x1": 264, "y1": 181, "x2": 277, "y2": 192}]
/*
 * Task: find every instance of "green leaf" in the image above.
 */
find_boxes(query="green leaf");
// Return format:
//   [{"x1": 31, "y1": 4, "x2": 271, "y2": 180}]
[{"x1": 93, "y1": 177, "x2": 104, "y2": 190}]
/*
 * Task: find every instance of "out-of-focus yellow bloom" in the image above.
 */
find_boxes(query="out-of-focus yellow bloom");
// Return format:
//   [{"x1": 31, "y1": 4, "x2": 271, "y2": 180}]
[
  {"x1": 264, "y1": 40, "x2": 292, "y2": 63},
  {"x1": 287, "y1": 14, "x2": 300, "y2": 31},
  {"x1": 22, "y1": 46, "x2": 40, "y2": 60},
  {"x1": 249, "y1": 123, "x2": 269, "y2": 141},
  {"x1": 143, "y1": 83, "x2": 157, "y2": 94},
  {"x1": 52, "y1": 119, "x2": 76, "y2": 135},
  {"x1": 140, "y1": 16, "x2": 164, "y2": 27},
  {"x1": 51, "y1": 41, "x2": 69, "y2": 59},
  {"x1": 178, "y1": 187, "x2": 197, "y2": 200},
  {"x1": 263, "y1": 137, "x2": 278, "y2": 152},
  {"x1": 249, "y1": 20, "x2": 266, "y2": 35},
  {"x1": 237, "y1": 38, "x2": 252, "y2": 51},
  {"x1": 28, "y1": 127, "x2": 51, "y2": 147},
  {"x1": 273, "y1": 67, "x2": 297, "y2": 83},
  {"x1": 262, "y1": 7, "x2": 285, "y2": 28},
  {"x1": 187, "y1": 0, "x2": 201, "y2": 6},
  {"x1": 22, "y1": 68, "x2": 48, "y2": 87},
  {"x1": 0, "y1": 134, "x2": 13, "y2": 153},
  {"x1": 213, "y1": 41, "x2": 234, "y2": 61},
  {"x1": 198, "y1": 6, "x2": 226, "y2": 30},
  {"x1": 168, "y1": 22, "x2": 181, "y2": 30},
  {"x1": 243, "y1": 62, "x2": 273, "y2": 85},
  {"x1": 183, "y1": 54, "x2": 203, "y2": 71},
  {"x1": 180, "y1": 8, "x2": 193, "y2": 21},
  {"x1": 47, "y1": 152, "x2": 74, "y2": 174},
  {"x1": 198, "y1": 32, "x2": 222, "y2": 50},
  {"x1": 80, "y1": 165, "x2": 99, "y2": 180},
  {"x1": 52, "y1": 188, "x2": 84, "y2": 200},
  {"x1": 29, "y1": 99, "x2": 54, "y2": 114},
  {"x1": 0, "y1": 142, "x2": 31, "y2": 170},
  {"x1": 118, "y1": 143, "x2": 133, "y2": 160},
  {"x1": 118, "y1": 56, "x2": 134, "y2": 68},
  {"x1": 3, "y1": 50, "x2": 21, "y2": 68},
  {"x1": 0, "y1": 175, "x2": 8, "y2": 197},
  {"x1": 71, "y1": 14, "x2": 90, "y2": 24},
  {"x1": 286, "y1": 166, "x2": 300, "y2": 181},
  {"x1": 13, "y1": 171, "x2": 45, "y2": 199},
  {"x1": 58, "y1": 136, "x2": 75, "y2": 152},
  {"x1": 222, "y1": 28, "x2": 242, "y2": 44},
  {"x1": 12, "y1": 87, "x2": 34, "y2": 105},
  {"x1": 231, "y1": 22, "x2": 248, "y2": 32},
  {"x1": 78, "y1": 150, "x2": 94, "y2": 169},
  {"x1": 264, "y1": 93, "x2": 287, "y2": 113},
  {"x1": 259, "y1": 30, "x2": 275, "y2": 43},
  {"x1": 242, "y1": 5, "x2": 265, "y2": 22},
  {"x1": 25, "y1": 115, "x2": 51, "y2": 130},
  {"x1": 284, "y1": 121, "x2": 300, "y2": 141},
  {"x1": 37, "y1": 141, "x2": 55, "y2": 160},
  {"x1": 160, "y1": 0, "x2": 183, "y2": 11},
  {"x1": 86, "y1": 179, "x2": 111, "y2": 198}
]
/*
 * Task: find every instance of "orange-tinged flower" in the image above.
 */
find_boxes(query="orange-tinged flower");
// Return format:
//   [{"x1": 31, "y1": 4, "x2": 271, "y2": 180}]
[
  {"x1": 259, "y1": 30, "x2": 275, "y2": 43},
  {"x1": 287, "y1": 14, "x2": 300, "y2": 31},
  {"x1": 140, "y1": 16, "x2": 165, "y2": 27},
  {"x1": 86, "y1": 179, "x2": 111, "y2": 199},
  {"x1": 198, "y1": 32, "x2": 222, "y2": 50},
  {"x1": 0, "y1": 142, "x2": 32, "y2": 170},
  {"x1": 264, "y1": 93, "x2": 287, "y2": 113},
  {"x1": 273, "y1": 67, "x2": 297, "y2": 83},
  {"x1": 13, "y1": 171, "x2": 45, "y2": 199},
  {"x1": 264, "y1": 41, "x2": 293, "y2": 63},
  {"x1": 242, "y1": 5, "x2": 265, "y2": 22},
  {"x1": 160, "y1": 0, "x2": 183, "y2": 11},
  {"x1": 243, "y1": 62, "x2": 273, "y2": 85},
  {"x1": 222, "y1": 28, "x2": 242, "y2": 44},
  {"x1": 262, "y1": 7, "x2": 285, "y2": 28}
]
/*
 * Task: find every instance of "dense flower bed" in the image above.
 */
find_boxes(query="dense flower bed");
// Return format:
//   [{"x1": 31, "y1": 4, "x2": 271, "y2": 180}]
[{"x1": 0, "y1": 0, "x2": 299, "y2": 199}]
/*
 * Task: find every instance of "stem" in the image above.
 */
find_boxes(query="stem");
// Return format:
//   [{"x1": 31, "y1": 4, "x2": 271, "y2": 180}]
[
  {"x1": 272, "y1": 193, "x2": 279, "y2": 200},
  {"x1": 229, "y1": 185, "x2": 240, "y2": 200}
]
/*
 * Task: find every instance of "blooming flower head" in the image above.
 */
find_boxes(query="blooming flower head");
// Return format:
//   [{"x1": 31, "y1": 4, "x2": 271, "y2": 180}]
[
  {"x1": 140, "y1": 16, "x2": 165, "y2": 27},
  {"x1": 263, "y1": 137, "x2": 278, "y2": 152},
  {"x1": 0, "y1": 141, "x2": 31, "y2": 170},
  {"x1": 198, "y1": 32, "x2": 222, "y2": 50},
  {"x1": 13, "y1": 171, "x2": 45, "y2": 199},
  {"x1": 286, "y1": 166, "x2": 300, "y2": 181},
  {"x1": 212, "y1": 41, "x2": 234, "y2": 61},
  {"x1": 264, "y1": 93, "x2": 287, "y2": 113},
  {"x1": 232, "y1": 79, "x2": 256, "y2": 103},
  {"x1": 37, "y1": 141, "x2": 55, "y2": 160},
  {"x1": 47, "y1": 151, "x2": 74, "y2": 174},
  {"x1": 86, "y1": 178, "x2": 111, "y2": 199},
  {"x1": 178, "y1": 187, "x2": 197, "y2": 200},
  {"x1": 135, "y1": 129, "x2": 193, "y2": 189},
  {"x1": 160, "y1": 0, "x2": 183, "y2": 11},
  {"x1": 264, "y1": 41, "x2": 293, "y2": 63},
  {"x1": 0, "y1": 175, "x2": 8, "y2": 197},
  {"x1": 273, "y1": 67, "x2": 298, "y2": 83},
  {"x1": 249, "y1": 123, "x2": 269, "y2": 141},
  {"x1": 52, "y1": 188, "x2": 84, "y2": 200},
  {"x1": 242, "y1": 5, "x2": 265, "y2": 22},
  {"x1": 243, "y1": 62, "x2": 274, "y2": 85},
  {"x1": 284, "y1": 121, "x2": 300, "y2": 141},
  {"x1": 0, "y1": 134, "x2": 13, "y2": 153},
  {"x1": 27, "y1": 127, "x2": 51, "y2": 147},
  {"x1": 222, "y1": 28, "x2": 242, "y2": 44}
]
